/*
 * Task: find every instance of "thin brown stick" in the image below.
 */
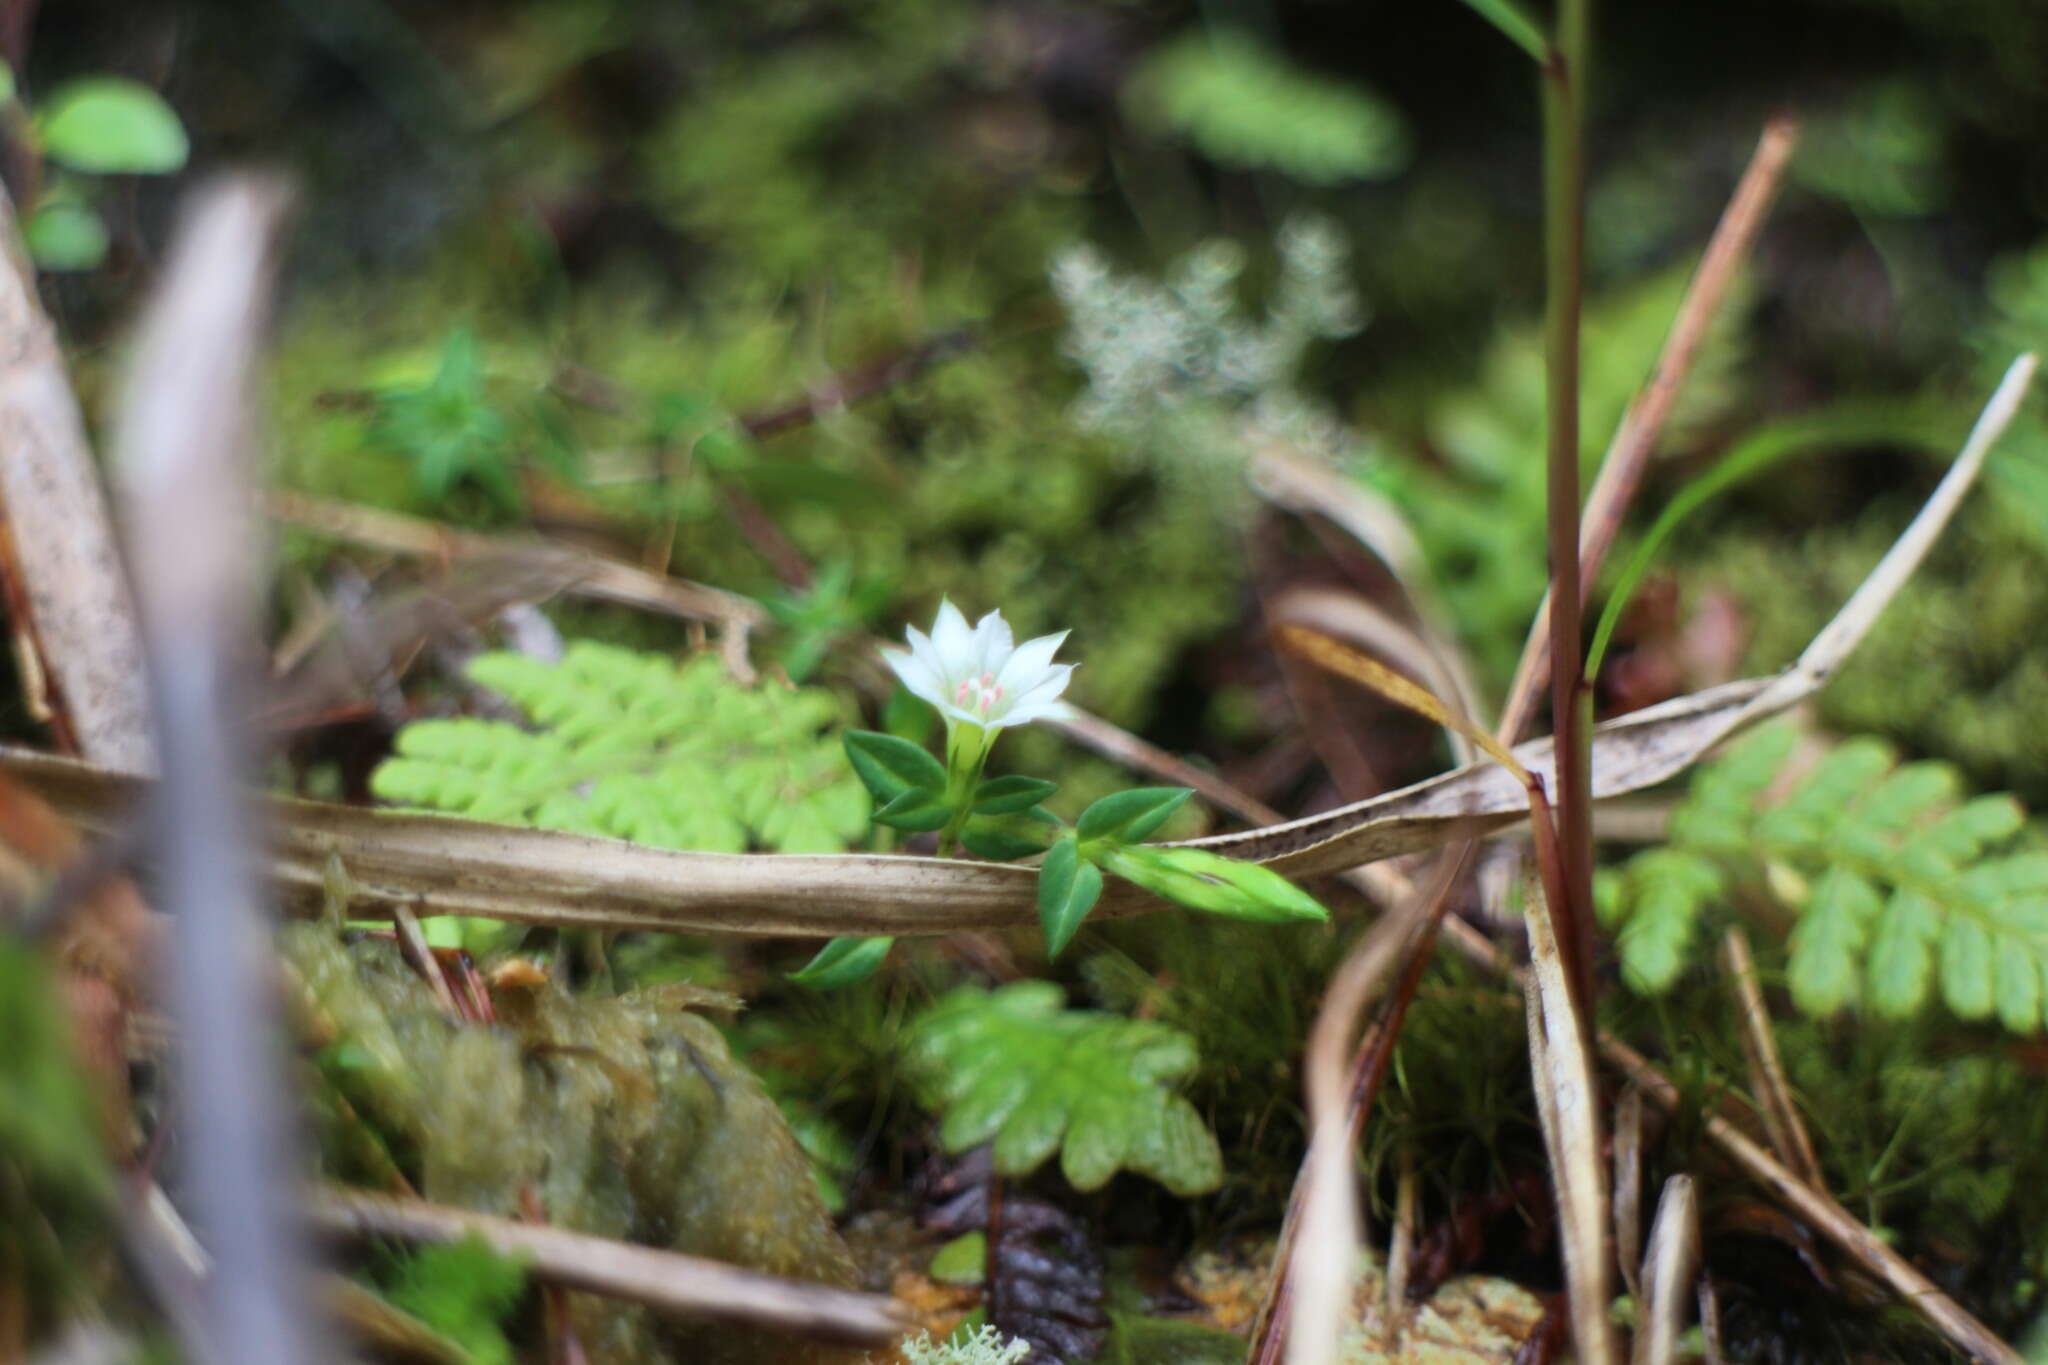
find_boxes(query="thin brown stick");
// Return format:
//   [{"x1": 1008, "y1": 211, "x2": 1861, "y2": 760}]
[
  {"x1": 307, "y1": 1187, "x2": 906, "y2": 1346},
  {"x1": 389, "y1": 905, "x2": 460, "y2": 1018},
  {"x1": 1499, "y1": 116, "x2": 1800, "y2": 745},
  {"x1": 738, "y1": 327, "x2": 977, "y2": 439},
  {"x1": 1720, "y1": 927, "x2": 1824, "y2": 1188}
]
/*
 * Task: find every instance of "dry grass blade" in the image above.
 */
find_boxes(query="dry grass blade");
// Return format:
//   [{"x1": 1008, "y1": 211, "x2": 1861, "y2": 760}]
[
  {"x1": 1277, "y1": 623, "x2": 1526, "y2": 782},
  {"x1": 1268, "y1": 587, "x2": 1480, "y2": 765},
  {"x1": 0, "y1": 675, "x2": 1785, "y2": 935},
  {"x1": 1631, "y1": 1176, "x2": 1701, "y2": 1365},
  {"x1": 1743, "y1": 352, "x2": 2037, "y2": 721},
  {"x1": 0, "y1": 183, "x2": 154, "y2": 772},
  {"x1": 269, "y1": 490, "x2": 763, "y2": 678},
  {"x1": 1614, "y1": 1085, "x2": 1646, "y2": 1299},
  {"x1": 389, "y1": 904, "x2": 460, "y2": 1018},
  {"x1": 1287, "y1": 849, "x2": 1474, "y2": 1365},
  {"x1": 117, "y1": 175, "x2": 320, "y2": 1365},
  {"x1": 307, "y1": 1187, "x2": 906, "y2": 1345},
  {"x1": 1249, "y1": 444, "x2": 1488, "y2": 731},
  {"x1": 1386, "y1": 1148, "x2": 1418, "y2": 1313},
  {"x1": 1499, "y1": 117, "x2": 1800, "y2": 742},
  {"x1": 1721, "y1": 928, "x2": 1823, "y2": 1187},
  {"x1": 1599, "y1": 1033, "x2": 2022, "y2": 1365},
  {"x1": 1524, "y1": 880, "x2": 1619, "y2": 1365}
]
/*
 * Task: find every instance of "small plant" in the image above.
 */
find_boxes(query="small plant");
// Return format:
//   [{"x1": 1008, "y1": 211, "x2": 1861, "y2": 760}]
[
  {"x1": 369, "y1": 328, "x2": 527, "y2": 514},
  {"x1": 801, "y1": 602, "x2": 1328, "y2": 986},
  {"x1": 1599, "y1": 720, "x2": 2048, "y2": 1031},
  {"x1": 380, "y1": 1235, "x2": 529, "y2": 1365},
  {"x1": 1123, "y1": 29, "x2": 1409, "y2": 186},
  {"x1": 0, "y1": 63, "x2": 189, "y2": 270},
  {"x1": 371, "y1": 644, "x2": 870, "y2": 853},
  {"x1": 903, "y1": 981, "x2": 1224, "y2": 1195}
]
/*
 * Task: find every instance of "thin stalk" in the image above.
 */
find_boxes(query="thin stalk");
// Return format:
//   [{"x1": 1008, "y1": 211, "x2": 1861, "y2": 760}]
[{"x1": 1540, "y1": 0, "x2": 1595, "y2": 1011}]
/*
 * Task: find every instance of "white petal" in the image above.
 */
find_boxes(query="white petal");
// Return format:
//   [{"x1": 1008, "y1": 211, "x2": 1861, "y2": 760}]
[
  {"x1": 928, "y1": 599, "x2": 976, "y2": 674},
  {"x1": 904, "y1": 625, "x2": 949, "y2": 685},
  {"x1": 968, "y1": 609, "x2": 1014, "y2": 679},
  {"x1": 882, "y1": 644, "x2": 950, "y2": 710},
  {"x1": 996, "y1": 663, "x2": 1076, "y2": 723},
  {"x1": 993, "y1": 629, "x2": 1069, "y2": 695}
]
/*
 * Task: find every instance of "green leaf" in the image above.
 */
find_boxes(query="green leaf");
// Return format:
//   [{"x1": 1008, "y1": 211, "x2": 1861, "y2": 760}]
[
  {"x1": 1076, "y1": 787, "x2": 1192, "y2": 846},
  {"x1": 1788, "y1": 868, "x2": 1882, "y2": 1018},
  {"x1": 958, "y1": 811, "x2": 1058, "y2": 862},
  {"x1": 972, "y1": 775, "x2": 1058, "y2": 816},
  {"x1": 1100, "y1": 845, "x2": 1327, "y2": 924},
  {"x1": 874, "y1": 786, "x2": 954, "y2": 833},
  {"x1": 929, "y1": 1232, "x2": 986, "y2": 1286},
  {"x1": 1613, "y1": 850, "x2": 1721, "y2": 995},
  {"x1": 903, "y1": 982, "x2": 1221, "y2": 1195},
  {"x1": 1037, "y1": 836, "x2": 1104, "y2": 959},
  {"x1": 371, "y1": 646, "x2": 869, "y2": 853},
  {"x1": 23, "y1": 198, "x2": 107, "y2": 271},
  {"x1": 843, "y1": 730, "x2": 947, "y2": 805},
  {"x1": 37, "y1": 77, "x2": 187, "y2": 174},
  {"x1": 790, "y1": 935, "x2": 894, "y2": 989}
]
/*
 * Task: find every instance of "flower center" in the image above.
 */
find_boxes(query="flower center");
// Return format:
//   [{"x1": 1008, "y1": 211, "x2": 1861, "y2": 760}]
[{"x1": 953, "y1": 672, "x2": 1003, "y2": 717}]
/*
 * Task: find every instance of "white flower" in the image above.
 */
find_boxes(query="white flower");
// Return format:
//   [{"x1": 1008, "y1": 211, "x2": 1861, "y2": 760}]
[{"x1": 882, "y1": 600, "x2": 1075, "y2": 732}]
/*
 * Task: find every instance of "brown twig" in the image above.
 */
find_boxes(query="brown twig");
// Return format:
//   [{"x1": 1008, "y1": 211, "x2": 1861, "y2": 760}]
[
  {"x1": 1720, "y1": 927, "x2": 1824, "y2": 1189},
  {"x1": 738, "y1": 327, "x2": 978, "y2": 439},
  {"x1": 307, "y1": 1186, "x2": 906, "y2": 1346},
  {"x1": 1498, "y1": 116, "x2": 1800, "y2": 745}
]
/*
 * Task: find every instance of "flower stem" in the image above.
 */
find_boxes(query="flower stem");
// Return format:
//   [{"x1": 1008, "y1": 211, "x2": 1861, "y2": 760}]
[{"x1": 1541, "y1": 0, "x2": 1596, "y2": 1010}]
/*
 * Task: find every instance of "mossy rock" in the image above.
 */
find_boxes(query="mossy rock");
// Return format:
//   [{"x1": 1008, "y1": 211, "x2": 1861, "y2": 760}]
[{"x1": 287, "y1": 922, "x2": 857, "y2": 1364}]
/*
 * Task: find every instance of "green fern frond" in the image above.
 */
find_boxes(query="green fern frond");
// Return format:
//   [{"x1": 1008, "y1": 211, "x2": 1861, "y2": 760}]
[
  {"x1": 370, "y1": 644, "x2": 870, "y2": 853},
  {"x1": 903, "y1": 982, "x2": 1224, "y2": 1196},
  {"x1": 1603, "y1": 722, "x2": 2048, "y2": 1031}
]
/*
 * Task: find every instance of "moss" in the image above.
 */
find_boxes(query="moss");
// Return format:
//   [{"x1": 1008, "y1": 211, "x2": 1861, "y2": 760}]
[
  {"x1": 1688, "y1": 502, "x2": 2048, "y2": 804},
  {"x1": 286, "y1": 923, "x2": 859, "y2": 1364}
]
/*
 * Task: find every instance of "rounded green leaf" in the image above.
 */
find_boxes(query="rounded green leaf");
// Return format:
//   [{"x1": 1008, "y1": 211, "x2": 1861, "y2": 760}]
[
  {"x1": 1076, "y1": 787, "x2": 1193, "y2": 846},
  {"x1": 38, "y1": 77, "x2": 188, "y2": 174},
  {"x1": 843, "y1": 729, "x2": 947, "y2": 803},
  {"x1": 23, "y1": 198, "x2": 107, "y2": 271},
  {"x1": 928, "y1": 1232, "x2": 985, "y2": 1286}
]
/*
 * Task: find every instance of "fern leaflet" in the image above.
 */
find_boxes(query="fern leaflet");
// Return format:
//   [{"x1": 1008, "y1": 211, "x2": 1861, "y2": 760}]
[
  {"x1": 1599, "y1": 721, "x2": 2048, "y2": 1031},
  {"x1": 371, "y1": 644, "x2": 870, "y2": 853}
]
